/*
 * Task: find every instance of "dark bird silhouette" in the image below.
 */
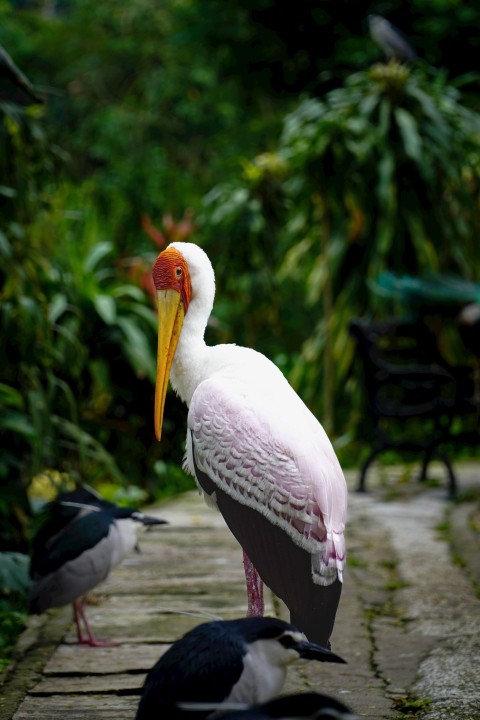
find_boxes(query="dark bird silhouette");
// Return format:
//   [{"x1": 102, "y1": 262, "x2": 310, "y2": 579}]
[
  {"x1": 135, "y1": 617, "x2": 346, "y2": 720},
  {"x1": 368, "y1": 15, "x2": 417, "y2": 63},
  {"x1": 29, "y1": 485, "x2": 167, "y2": 646}
]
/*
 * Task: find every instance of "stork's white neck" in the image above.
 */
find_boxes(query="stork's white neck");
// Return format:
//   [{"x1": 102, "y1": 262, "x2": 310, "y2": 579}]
[
  {"x1": 168, "y1": 243, "x2": 216, "y2": 406},
  {"x1": 167, "y1": 243, "x2": 278, "y2": 407}
]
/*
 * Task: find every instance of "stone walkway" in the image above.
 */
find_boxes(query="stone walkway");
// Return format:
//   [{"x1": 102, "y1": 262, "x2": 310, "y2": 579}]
[{"x1": 1, "y1": 463, "x2": 479, "y2": 720}]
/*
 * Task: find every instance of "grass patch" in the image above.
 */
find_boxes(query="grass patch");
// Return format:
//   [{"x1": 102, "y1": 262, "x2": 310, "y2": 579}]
[
  {"x1": 435, "y1": 519, "x2": 451, "y2": 539},
  {"x1": 381, "y1": 558, "x2": 398, "y2": 570},
  {"x1": 347, "y1": 554, "x2": 368, "y2": 569},
  {"x1": 392, "y1": 696, "x2": 433, "y2": 715},
  {"x1": 0, "y1": 599, "x2": 28, "y2": 671},
  {"x1": 454, "y1": 487, "x2": 480, "y2": 504},
  {"x1": 384, "y1": 579, "x2": 410, "y2": 592}
]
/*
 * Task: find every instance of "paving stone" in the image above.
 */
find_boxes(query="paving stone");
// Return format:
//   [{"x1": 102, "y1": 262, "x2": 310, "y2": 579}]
[
  {"x1": 12, "y1": 694, "x2": 138, "y2": 720},
  {"x1": 60, "y1": 601, "x2": 247, "y2": 645},
  {"x1": 31, "y1": 673, "x2": 145, "y2": 695},
  {"x1": 43, "y1": 643, "x2": 169, "y2": 675}
]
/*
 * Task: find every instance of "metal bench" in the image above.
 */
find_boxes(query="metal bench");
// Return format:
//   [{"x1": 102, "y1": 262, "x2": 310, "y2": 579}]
[{"x1": 349, "y1": 318, "x2": 464, "y2": 496}]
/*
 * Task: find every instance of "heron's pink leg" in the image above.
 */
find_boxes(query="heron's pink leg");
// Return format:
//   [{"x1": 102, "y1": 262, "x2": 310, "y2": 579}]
[
  {"x1": 73, "y1": 598, "x2": 120, "y2": 647},
  {"x1": 243, "y1": 550, "x2": 264, "y2": 616}
]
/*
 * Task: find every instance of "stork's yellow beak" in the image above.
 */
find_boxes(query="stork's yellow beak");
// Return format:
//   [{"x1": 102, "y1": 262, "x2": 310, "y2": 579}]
[{"x1": 154, "y1": 288, "x2": 185, "y2": 441}]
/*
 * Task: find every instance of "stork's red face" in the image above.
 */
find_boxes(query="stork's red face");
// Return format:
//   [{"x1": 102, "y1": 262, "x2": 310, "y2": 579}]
[
  {"x1": 152, "y1": 247, "x2": 192, "y2": 312},
  {"x1": 152, "y1": 247, "x2": 192, "y2": 441}
]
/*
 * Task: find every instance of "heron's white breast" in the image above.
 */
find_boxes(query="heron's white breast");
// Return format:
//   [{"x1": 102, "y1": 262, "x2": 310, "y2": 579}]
[
  {"x1": 111, "y1": 519, "x2": 138, "y2": 568},
  {"x1": 223, "y1": 639, "x2": 298, "y2": 707}
]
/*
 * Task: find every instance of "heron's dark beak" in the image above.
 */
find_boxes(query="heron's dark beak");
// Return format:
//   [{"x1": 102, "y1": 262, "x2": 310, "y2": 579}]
[{"x1": 295, "y1": 640, "x2": 346, "y2": 664}]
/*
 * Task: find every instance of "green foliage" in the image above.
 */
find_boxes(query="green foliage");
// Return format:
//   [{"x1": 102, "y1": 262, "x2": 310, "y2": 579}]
[
  {"x1": 96, "y1": 482, "x2": 148, "y2": 507},
  {"x1": 1, "y1": 0, "x2": 286, "y2": 251},
  {"x1": 0, "y1": 40, "x2": 166, "y2": 547},
  {"x1": 0, "y1": 99, "x2": 59, "y2": 225},
  {"x1": 200, "y1": 152, "x2": 300, "y2": 363},
  {"x1": 202, "y1": 63, "x2": 480, "y2": 433},
  {"x1": 0, "y1": 552, "x2": 30, "y2": 596},
  {"x1": 280, "y1": 63, "x2": 479, "y2": 279},
  {"x1": 392, "y1": 695, "x2": 433, "y2": 715},
  {"x1": 151, "y1": 460, "x2": 193, "y2": 502},
  {"x1": 0, "y1": 599, "x2": 28, "y2": 671},
  {"x1": 1, "y1": 184, "x2": 161, "y2": 492},
  {"x1": 0, "y1": 553, "x2": 30, "y2": 671}
]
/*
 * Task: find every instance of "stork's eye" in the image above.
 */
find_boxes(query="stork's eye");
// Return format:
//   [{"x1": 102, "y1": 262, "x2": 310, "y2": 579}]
[{"x1": 175, "y1": 267, "x2": 183, "y2": 278}]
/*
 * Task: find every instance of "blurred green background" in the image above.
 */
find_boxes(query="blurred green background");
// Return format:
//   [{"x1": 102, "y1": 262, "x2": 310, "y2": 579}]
[{"x1": 1, "y1": 0, "x2": 480, "y2": 663}]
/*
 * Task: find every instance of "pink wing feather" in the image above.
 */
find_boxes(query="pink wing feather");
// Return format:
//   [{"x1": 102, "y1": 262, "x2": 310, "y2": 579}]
[{"x1": 187, "y1": 367, "x2": 347, "y2": 586}]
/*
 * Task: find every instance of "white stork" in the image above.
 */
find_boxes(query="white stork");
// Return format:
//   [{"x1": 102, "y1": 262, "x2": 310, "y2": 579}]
[{"x1": 153, "y1": 242, "x2": 347, "y2": 646}]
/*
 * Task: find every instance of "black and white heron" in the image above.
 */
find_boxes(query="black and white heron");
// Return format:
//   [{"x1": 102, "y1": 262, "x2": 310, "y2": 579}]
[
  {"x1": 220, "y1": 692, "x2": 357, "y2": 720},
  {"x1": 30, "y1": 484, "x2": 116, "y2": 572},
  {"x1": 368, "y1": 14, "x2": 417, "y2": 63},
  {"x1": 135, "y1": 617, "x2": 346, "y2": 720},
  {"x1": 29, "y1": 487, "x2": 167, "y2": 646},
  {"x1": 152, "y1": 242, "x2": 347, "y2": 646}
]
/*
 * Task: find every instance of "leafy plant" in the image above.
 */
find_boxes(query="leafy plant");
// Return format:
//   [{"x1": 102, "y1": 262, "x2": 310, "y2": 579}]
[
  {"x1": 201, "y1": 63, "x2": 480, "y2": 436},
  {"x1": 0, "y1": 552, "x2": 31, "y2": 596},
  {"x1": 0, "y1": 553, "x2": 30, "y2": 671},
  {"x1": 0, "y1": 601, "x2": 29, "y2": 671},
  {"x1": 392, "y1": 695, "x2": 433, "y2": 715},
  {"x1": 3, "y1": 184, "x2": 162, "y2": 485}
]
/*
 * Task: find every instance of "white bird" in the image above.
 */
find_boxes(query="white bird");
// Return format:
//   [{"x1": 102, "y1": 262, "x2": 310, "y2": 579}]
[{"x1": 153, "y1": 242, "x2": 347, "y2": 645}]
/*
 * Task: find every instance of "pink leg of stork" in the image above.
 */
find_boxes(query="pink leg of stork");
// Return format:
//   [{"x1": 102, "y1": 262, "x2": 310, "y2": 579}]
[
  {"x1": 72, "y1": 599, "x2": 120, "y2": 647},
  {"x1": 243, "y1": 550, "x2": 264, "y2": 616}
]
